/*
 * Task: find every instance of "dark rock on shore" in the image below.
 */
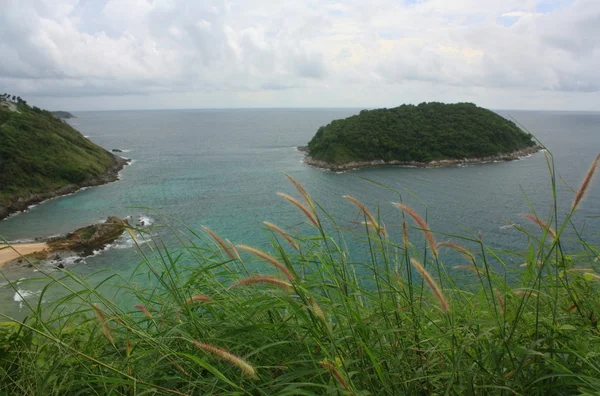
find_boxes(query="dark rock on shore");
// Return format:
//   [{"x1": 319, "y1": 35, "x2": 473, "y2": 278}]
[
  {"x1": 47, "y1": 216, "x2": 129, "y2": 256},
  {"x1": 112, "y1": 148, "x2": 123, "y2": 153}
]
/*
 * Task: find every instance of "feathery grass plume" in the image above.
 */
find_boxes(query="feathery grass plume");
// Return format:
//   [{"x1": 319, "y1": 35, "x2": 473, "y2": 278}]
[
  {"x1": 263, "y1": 221, "x2": 300, "y2": 251},
  {"x1": 226, "y1": 239, "x2": 241, "y2": 261},
  {"x1": 521, "y1": 213, "x2": 557, "y2": 239},
  {"x1": 277, "y1": 192, "x2": 319, "y2": 226},
  {"x1": 201, "y1": 226, "x2": 236, "y2": 261},
  {"x1": 284, "y1": 172, "x2": 314, "y2": 209},
  {"x1": 320, "y1": 360, "x2": 350, "y2": 391},
  {"x1": 402, "y1": 220, "x2": 409, "y2": 250},
  {"x1": 520, "y1": 260, "x2": 544, "y2": 268},
  {"x1": 192, "y1": 341, "x2": 258, "y2": 379},
  {"x1": 236, "y1": 244, "x2": 295, "y2": 280},
  {"x1": 453, "y1": 265, "x2": 482, "y2": 274},
  {"x1": 438, "y1": 241, "x2": 475, "y2": 262},
  {"x1": 310, "y1": 298, "x2": 325, "y2": 322},
  {"x1": 394, "y1": 203, "x2": 438, "y2": 258},
  {"x1": 230, "y1": 275, "x2": 292, "y2": 291},
  {"x1": 410, "y1": 258, "x2": 449, "y2": 312},
  {"x1": 185, "y1": 295, "x2": 212, "y2": 304},
  {"x1": 357, "y1": 221, "x2": 388, "y2": 238},
  {"x1": 344, "y1": 195, "x2": 383, "y2": 236},
  {"x1": 495, "y1": 288, "x2": 505, "y2": 315},
  {"x1": 134, "y1": 304, "x2": 153, "y2": 319},
  {"x1": 93, "y1": 304, "x2": 115, "y2": 345},
  {"x1": 572, "y1": 153, "x2": 599, "y2": 211},
  {"x1": 513, "y1": 290, "x2": 538, "y2": 297}
]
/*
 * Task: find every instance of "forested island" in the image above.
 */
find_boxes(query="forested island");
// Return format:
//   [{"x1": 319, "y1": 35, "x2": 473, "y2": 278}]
[
  {"x1": 305, "y1": 102, "x2": 540, "y2": 170},
  {"x1": 0, "y1": 96, "x2": 128, "y2": 220}
]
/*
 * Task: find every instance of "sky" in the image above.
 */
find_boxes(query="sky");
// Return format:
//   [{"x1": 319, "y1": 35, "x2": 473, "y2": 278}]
[{"x1": 1, "y1": 0, "x2": 599, "y2": 111}]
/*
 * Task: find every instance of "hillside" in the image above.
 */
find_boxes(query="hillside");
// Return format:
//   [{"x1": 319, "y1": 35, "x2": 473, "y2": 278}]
[
  {"x1": 0, "y1": 100, "x2": 127, "y2": 219},
  {"x1": 306, "y1": 102, "x2": 539, "y2": 169}
]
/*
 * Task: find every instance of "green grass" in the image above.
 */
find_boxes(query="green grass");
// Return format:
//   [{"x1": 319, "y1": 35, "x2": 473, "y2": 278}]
[{"x1": 1, "y1": 149, "x2": 599, "y2": 395}]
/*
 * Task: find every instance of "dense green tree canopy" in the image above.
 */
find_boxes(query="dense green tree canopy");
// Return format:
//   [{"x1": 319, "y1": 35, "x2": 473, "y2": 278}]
[
  {"x1": 307, "y1": 102, "x2": 537, "y2": 165},
  {"x1": 0, "y1": 101, "x2": 116, "y2": 205}
]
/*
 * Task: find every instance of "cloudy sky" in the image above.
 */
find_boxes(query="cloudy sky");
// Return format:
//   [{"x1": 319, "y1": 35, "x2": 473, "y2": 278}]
[{"x1": 1, "y1": 0, "x2": 598, "y2": 111}]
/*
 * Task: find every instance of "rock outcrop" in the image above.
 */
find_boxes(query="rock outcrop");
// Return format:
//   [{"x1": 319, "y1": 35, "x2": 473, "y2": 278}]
[{"x1": 48, "y1": 216, "x2": 129, "y2": 255}]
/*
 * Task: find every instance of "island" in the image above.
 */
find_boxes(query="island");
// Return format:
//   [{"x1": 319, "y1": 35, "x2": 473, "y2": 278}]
[
  {"x1": 0, "y1": 96, "x2": 129, "y2": 220},
  {"x1": 304, "y1": 102, "x2": 541, "y2": 171}
]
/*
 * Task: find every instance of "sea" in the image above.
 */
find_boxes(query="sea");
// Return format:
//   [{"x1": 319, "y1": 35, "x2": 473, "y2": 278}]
[{"x1": 1, "y1": 109, "x2": 599, "y2": 318}]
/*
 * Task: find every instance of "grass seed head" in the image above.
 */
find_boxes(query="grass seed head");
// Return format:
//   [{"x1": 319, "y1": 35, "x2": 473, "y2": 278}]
[
  {"x1": 285, "y1": 173, "x2": 314, "y2": 209},
  {"x1": 410, "y1": 258, "x2": 449, "y2": 312},
  {"x1": 394, "y1": 203, "x2": 438, "y2": 258},
  {"x1": 185, "y1": 295, "x2": 212, "y2": 304},
  {"x1": 572, "y1": 153, "x2": 599, "y2": 211},
  {"x1": 344, "y1": 195, "x2": 383, "y2": 236},
  {"x1": 236, "y1": 244, "x2": 295, "y2": 280},
  {"x1": 320, "y1": 360, "x2": 350, "y2": 391},
  {"x1": 93, "y1": 304, "x2": 115, "y2": 345},
  {"x1": 521, "y1": 213, "x2": 556, "y2": 239},
  {"x1": 438, "y1": 241, "x2": 475, "y2": 262},
  {"x1": 134, "y1": 304, "x2": 153, "y2": 319},
  {"x1": 263, "y1": 221, "x2": 300, "y2": 251},
  {"x1": 230, "y1": 275, "x2": 292, "y2": 291},
  {"x1": 192, "y1": 341, "x2": 258, "y2": 379},
  {"x1": 495, "y1": 288, "x2": 505, "y2": 315},
  {"x1": 277, "y1": 192, "x2": 319, "y2": 226},
  {"x1": 201, "y1": 226, "x2": 236, "y2": 261}
]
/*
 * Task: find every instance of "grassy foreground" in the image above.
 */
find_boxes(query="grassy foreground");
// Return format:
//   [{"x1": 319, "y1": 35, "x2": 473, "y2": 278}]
[{"x1": 1, "y1": 151, "x2": 600, "y2": 395}]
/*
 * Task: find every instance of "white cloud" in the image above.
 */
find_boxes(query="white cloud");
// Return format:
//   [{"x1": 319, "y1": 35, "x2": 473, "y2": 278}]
[{"x1": 0, "y1": 0, "x2": 598, "y2": 110}]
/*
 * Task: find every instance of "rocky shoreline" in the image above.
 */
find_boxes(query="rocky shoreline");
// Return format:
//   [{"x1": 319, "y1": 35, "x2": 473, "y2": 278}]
[
  {"x1": 0, "y1": 155, "x2": 130, "y2": 221},
  {"x1": 301, "y1": 145, "x2": 542, "y2": 172},
  {"x1": 1, "y1": 216, "x2": 129, "y2": 269}
]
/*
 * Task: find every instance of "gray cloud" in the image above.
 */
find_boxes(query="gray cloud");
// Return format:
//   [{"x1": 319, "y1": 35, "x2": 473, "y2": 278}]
[{"x1": 0, "y1": 0, "x2": 598, "y2": 110}]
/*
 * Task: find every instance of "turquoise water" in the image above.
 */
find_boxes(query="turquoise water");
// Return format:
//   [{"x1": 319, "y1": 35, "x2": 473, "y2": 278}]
[{"x1": 1, "y1": 109, "x2": 599, "y2": 317}]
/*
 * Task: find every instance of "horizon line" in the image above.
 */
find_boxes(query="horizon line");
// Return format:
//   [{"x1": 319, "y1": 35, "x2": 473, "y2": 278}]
[{"x1": 65, "y1": 106, "x2": 600, "y2": 113}]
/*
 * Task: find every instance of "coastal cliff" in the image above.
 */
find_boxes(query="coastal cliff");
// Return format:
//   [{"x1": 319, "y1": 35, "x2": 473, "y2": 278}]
[
  {"x1": 0, "y1": 98, "x2": 129, "y2": 220},
  {"x1": 0, "y1": 156, "x2": 128, "y2": 220}
]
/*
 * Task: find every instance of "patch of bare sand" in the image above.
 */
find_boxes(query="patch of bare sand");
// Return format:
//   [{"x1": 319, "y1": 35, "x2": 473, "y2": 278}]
[{"x1": 0, "y1": 243, "x2": 48, "y2": 267}]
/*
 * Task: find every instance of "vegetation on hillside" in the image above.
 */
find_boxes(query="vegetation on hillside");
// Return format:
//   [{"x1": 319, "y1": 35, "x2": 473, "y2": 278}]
[
  {"x1": 1, "y1": 150, "x2": 599, "y2": 395},
  {"x1": 307, "y1": 102, "x2": 538, "y2": 165},
  {"x1": 0, "y1": 98, "x2": 118, "y2": 206}
]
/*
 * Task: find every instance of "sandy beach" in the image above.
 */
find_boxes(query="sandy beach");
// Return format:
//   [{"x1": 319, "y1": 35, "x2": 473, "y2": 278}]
[{"x1": 0, "y1": 243, "x2": 48, "y2": 267}]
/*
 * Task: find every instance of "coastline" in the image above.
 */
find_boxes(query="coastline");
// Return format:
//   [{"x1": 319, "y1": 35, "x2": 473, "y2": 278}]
[
  {"x1": 301, "y1": 145, "x2": 543, "y2": 172},
  {"x1": 0, "y1": 155, "x2": 130, "y2": 221}
]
